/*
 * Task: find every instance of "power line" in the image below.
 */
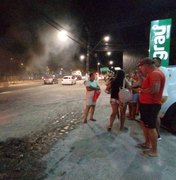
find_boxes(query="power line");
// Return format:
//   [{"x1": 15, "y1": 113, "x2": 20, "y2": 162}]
[{"x1": 23, "y1": 0, "x2": 87, "y2": 50}]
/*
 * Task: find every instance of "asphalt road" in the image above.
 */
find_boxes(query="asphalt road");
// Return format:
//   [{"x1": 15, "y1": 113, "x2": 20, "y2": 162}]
[{"x1": 0, "y1": 80, "x2": 86, "y2": 141}]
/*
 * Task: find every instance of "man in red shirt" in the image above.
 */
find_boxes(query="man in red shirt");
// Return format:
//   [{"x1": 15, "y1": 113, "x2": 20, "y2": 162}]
[{"x1": 136, "y1": 57, "x2": 165, "y2": 157}]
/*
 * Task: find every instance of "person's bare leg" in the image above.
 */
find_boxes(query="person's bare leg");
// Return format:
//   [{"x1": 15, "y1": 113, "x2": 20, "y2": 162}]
[
  {"x1": 117, "y1": 105, "x2": 120, "y2": 119},
  {"x1": 148, "y1": 128, "x2": 158, "y2": 155},
  {"x1": 89, "y1": 105, "x2": 95, "y2": 120},
  {"x1": 128, "y1": 103, "x2": 132, "y2": 118},
  {"x1": 140, "y1": 122, "x2": 150, "y2": 147},
  {"x1": 108, "y1": 103, "x2": 118, "y2": 130},
  {"x1": 132, "y1": 103, "x2": 137, "y2": 119},
  {"x1": 84, "y1": 105, "x2": 90, "y2": 122},
  {"x1": 156, "y1": 114, "x2": 161, "y2": 138},
  {"x1": 119, "y1": 103, "x2": 127, "y2": 130}
]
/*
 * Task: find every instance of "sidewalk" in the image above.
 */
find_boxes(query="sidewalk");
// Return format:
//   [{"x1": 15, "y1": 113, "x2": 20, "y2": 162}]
[
  {"x1": 43, "y1": 92, "x2": 176, "y2": 180},
  {"x1": 0, "y1": 80, "x2": 42, "y2": 88},
  {"x1": 0, "y1": 80, "x2": 43, "y2": 94}
]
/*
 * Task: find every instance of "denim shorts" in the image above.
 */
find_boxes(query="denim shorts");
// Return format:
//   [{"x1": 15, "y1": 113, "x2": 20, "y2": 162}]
[{"x1": 131, "y1": 93, "x2": 139, "y2": 102}]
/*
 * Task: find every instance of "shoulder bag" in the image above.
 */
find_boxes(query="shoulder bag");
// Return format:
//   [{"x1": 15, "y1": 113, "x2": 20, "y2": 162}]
[{"x1": 118, "y1": 79, "x2": 132, "y2": 103}]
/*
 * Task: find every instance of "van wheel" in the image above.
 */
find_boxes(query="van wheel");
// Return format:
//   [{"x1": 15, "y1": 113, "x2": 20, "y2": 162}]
[
  {"x1": 162, "y1": 102, "x2": 176, "y2": 133},
  {"x1": 170, "y1": 112, "x2": 176, "y2": 133}
]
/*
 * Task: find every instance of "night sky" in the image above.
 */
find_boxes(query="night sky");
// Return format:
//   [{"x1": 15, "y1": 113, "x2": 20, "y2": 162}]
[{"x1": 0, "y1": 0, "x2": 176, "y2": 76}]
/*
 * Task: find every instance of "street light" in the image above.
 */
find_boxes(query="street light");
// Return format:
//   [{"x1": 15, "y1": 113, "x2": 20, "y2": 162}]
[
  {"x1": 107, "y1": 51, "x2": 111, "y2": 56},
  {"x1": 97, "y1": 62, "x2": 101, "y2": 74},
  {"x1": 80, "y1": 55, "x2": 85, "y2": 62},
  {"x1": 57, "y1": 30, "x2": 68, "y2": 42},
  {"x1": 104, "y1": 36, "x2": 110, "y2": 42},
  {"x1": 85, "y1": 35, "x2": 110, "y2": 74},
  {"x1": 109, "y1": 60, "x2": 114, "y2": 65},
  {"x1": 89, "y1": 35, "x2": 110, "y2": 54}
]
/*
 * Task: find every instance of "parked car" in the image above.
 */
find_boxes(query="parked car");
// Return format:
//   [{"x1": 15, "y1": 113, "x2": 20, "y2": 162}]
[
  {"x1": 43, "y1": 75, "x2": 58, "y2": 84},
  {"x1": 160, "y1": 66, "x2": 176, "y2": 133},
  {"x1": 75, "y1": 75, "x2": 82, "y2": 80},
  {"x1": 61, "y1": 76, "x2": 76, "y2": 85}
]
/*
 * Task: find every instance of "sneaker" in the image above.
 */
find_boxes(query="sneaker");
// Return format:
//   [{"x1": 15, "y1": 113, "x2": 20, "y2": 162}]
[
  {"x1": 90, "y1": 119, "x2": 96, "y2": 121},
  {"x1": 135, "y1": 143, "x2": 151, "y2": 150},
  {"x1": 140, "y1": 150, "x2": 158, "y2": 157},
  {"x1": 120, "y1": 127, "x2": 128, "y2": 131},
  {"x1": 158, "y1": 137, "x2": 162, "y2": 141}
]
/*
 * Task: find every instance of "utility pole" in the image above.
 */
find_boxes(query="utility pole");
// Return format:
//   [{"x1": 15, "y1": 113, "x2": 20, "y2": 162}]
[
  {"x1": 86, "y1": 42, "x2": 90, "y2": 74},
  {"x1": 85, "y1": 27, "x2": 90, "y2": 76}
]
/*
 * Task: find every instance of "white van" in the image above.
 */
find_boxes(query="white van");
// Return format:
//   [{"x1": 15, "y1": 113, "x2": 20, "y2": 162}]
[{"x1": 160, "y1": 66, "x2": 176, "y2": 133}]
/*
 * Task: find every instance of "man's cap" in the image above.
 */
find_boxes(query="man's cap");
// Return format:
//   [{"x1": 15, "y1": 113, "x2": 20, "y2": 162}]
[
  {"x1": 153, "y1": 57, "x2": 161, "y2": 62},
  {"x1": 137, "y1": 57, "x2": 155, "y2": 67}
]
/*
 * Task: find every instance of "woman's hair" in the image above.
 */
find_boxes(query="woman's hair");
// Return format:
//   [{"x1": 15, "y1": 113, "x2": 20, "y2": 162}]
[
  {"x1": 115, "y1": 69, "x2": 125, "y2": 81},
  {"x1": 111, "y1": 69, "x2": 125, "y2": 88},
  {"x1": 89, "y1": 72, "x2": 94, "y2": 78}
]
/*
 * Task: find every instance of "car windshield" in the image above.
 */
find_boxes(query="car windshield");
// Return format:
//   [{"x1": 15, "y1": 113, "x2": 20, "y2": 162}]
[
  {"x1": 44, "y1": 75, "x2": 54, "y2": 78},
  {"x1": 64, "y1": 76, "x2": 71, "y2": 79}
]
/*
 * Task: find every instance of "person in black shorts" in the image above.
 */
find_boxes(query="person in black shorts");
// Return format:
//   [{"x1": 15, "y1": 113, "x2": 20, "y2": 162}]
[{"x1": 136, "y1": 58, "x2": 165, "y2": 157}]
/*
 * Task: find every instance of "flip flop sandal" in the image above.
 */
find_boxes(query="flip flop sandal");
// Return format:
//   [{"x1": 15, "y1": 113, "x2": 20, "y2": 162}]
[
  {"x1": 107, "y1": 127, "x2": 112, "y2": 131},
  {"x1": 147, "y1": 152, "x2": 158, "y2": 157},
  {"x1": 90, "y1": 119, "x2": 96, "y2": 121},
  {"x1": 135, "y1": 143, "x2": 150, "y2": 150},
  {"x1": 140, "y1": 150, "x2": 158, "y2": 157},
  {"x1": 140, "y1": 150, "x2": 150, "y2": 157},
  {"x1": 83, "y1": 120, "x2": 87, "y2": 123}
]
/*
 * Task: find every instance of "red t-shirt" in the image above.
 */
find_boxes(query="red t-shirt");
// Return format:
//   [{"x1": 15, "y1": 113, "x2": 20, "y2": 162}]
[{"x1": 139, "y1": 69, "x2": 165, "y2": 104}]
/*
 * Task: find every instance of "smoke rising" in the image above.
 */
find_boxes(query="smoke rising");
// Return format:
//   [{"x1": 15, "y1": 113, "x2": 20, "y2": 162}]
[
  {"x1": 0, "y1": 0, "x2": 84, "y2": 77},
  {"x1": 26, "y1": 22, "x2": 82, "y2": 74}
]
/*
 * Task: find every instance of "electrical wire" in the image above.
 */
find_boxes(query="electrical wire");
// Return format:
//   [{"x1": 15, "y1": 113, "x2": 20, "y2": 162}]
[{"x1": 23, "y1": 0, "x2": 87, "y2": 50}]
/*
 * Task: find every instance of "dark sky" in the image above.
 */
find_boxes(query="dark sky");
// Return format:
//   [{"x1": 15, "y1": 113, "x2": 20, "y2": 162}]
[{"x1": 0, "y1": 0, "x2": 176, "y2": 74}]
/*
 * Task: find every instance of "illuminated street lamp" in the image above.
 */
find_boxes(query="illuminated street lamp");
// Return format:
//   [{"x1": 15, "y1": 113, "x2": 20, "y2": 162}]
[
  {"x1": 107, "y1": 51, "x2": 111, "y2": 56},
  {"x1": 80, "y1": 55, "x2": 85, "y2": 62},
  {"x1": 110, "y1": 66, "x2": 114, "y2": 69},
  {"x1": 89, "y1": 35, "x2": 110, "y2": 54},
  {"x1": 109, "y1": 60, "x2": 114, "y2": 65},
  {"x1": 57, "y1": 30, "x2": 68, "y2": 42},
  {"x1": 85, "y1": 35, "x2": 110, "y2": 74},
  {"x1": 104, "y1": 36, "x2": 110, "y2": 42},
  {"x1": 97, "y1": 62, "x2": 100, "y2": 74}
]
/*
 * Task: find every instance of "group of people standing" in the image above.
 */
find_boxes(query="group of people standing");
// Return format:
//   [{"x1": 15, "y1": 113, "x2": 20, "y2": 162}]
[{"x1": 83, "y1": 57, "x2": 168, "y2": 157}]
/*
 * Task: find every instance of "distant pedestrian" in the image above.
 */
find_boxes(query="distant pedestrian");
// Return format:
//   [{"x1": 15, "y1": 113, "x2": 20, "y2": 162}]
[
  {"x1": 83, "y1": 72, "x2": 101, "y2": 123},
  {"x1": 136, "y1": 57, "x2": 165, "y2": 157},
  {"x1": 128, "y1": 71, "x2": 142, "y2": 120}
]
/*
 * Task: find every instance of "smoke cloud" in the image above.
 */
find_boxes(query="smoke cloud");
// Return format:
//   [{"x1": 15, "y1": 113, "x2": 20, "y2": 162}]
[{"x1": 25, "y1": 21, "x2": 82, "y2": 74}]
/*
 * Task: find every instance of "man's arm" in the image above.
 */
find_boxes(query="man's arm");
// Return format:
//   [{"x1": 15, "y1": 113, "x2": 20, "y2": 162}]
[
  {"x1": 86, "y1": 86, "x2": 100, "y2": 91},
  {"x1": 139, "y1": 72, "x2": 161, "y2": 94}
]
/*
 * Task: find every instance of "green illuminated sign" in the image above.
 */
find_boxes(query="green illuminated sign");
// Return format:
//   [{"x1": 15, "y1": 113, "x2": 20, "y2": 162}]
[
  {"x1": 149, "y1": 18, "x2": 172, "y2": 67},
  {"x1": 100, "y1": 67, "x2": 109, "y2": 73}
]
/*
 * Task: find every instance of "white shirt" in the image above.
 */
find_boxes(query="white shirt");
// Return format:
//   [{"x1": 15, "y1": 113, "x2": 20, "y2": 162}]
[{"x1": 159, "y1": 66, "x2": 169, "y2": 96}]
